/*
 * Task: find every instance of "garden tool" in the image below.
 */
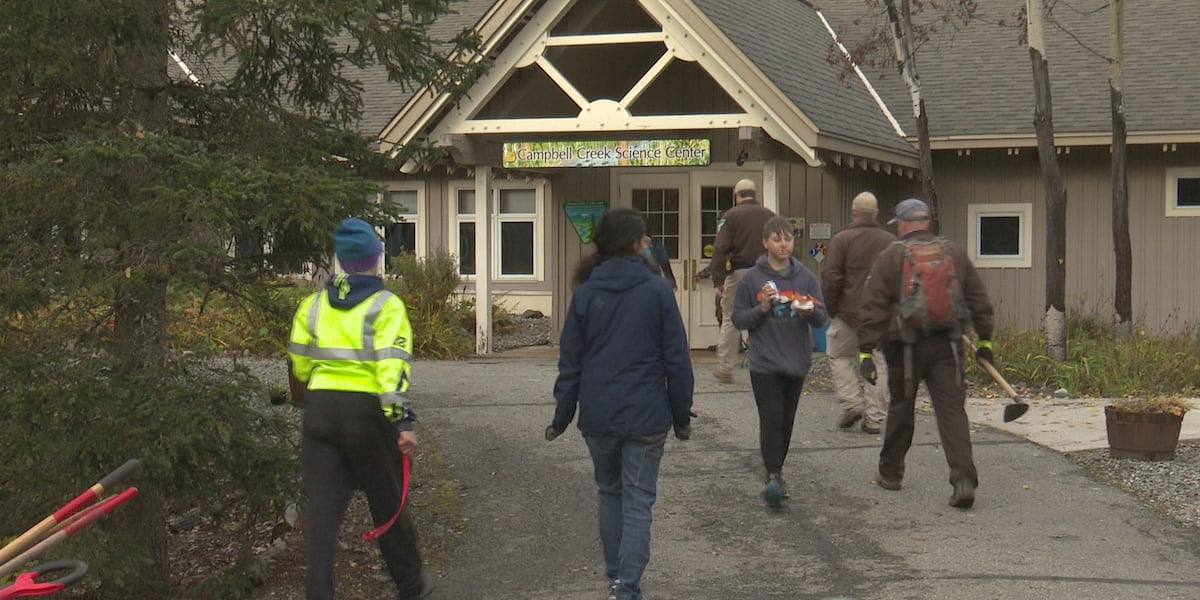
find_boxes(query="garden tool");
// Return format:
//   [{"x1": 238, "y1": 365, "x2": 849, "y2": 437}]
[
  {"x1": 0, "y1": 559, "x2": 88, "y2": 599},
  {"x1": 0, "y1": 459, "x2": 140, "y2": 568},
  {"x1": 962, "y1": 336, "x2": 1029, "y2": 422},
  {"x1": 0, "y1": 488, "x2": 138, "y2": 580}
]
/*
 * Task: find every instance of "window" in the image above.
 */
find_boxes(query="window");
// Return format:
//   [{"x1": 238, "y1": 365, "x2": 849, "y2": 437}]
[
  {"x1": 967, "y1": 203, "x2": 1032, "y2": 268},
  {"x1": 454, "y1": 189, "x2": 477, "y2": 276},
  {"x1": 632, "y1": 187, "x2": 681, "y2": 259},
  {"x1": 379, "y1": 183, "x2": 425, "y2": 259},
  {"x1": 1165, "y1": 167, "x2": 1200, "y2": 217},
  {"x1": 450, "y1": 182, "x2": 545, "y2": 280}
]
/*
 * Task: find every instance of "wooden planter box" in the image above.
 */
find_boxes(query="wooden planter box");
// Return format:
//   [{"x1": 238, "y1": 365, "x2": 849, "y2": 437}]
[{"x1": 1104, "y1": 405, "x2": 1184, "y2": 461}]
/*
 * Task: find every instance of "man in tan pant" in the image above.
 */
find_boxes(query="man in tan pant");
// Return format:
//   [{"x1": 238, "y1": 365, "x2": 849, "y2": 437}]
[
  {"x1": 821, "y1": 192, "x2": 894, "y2": 433},
  {"x1": 708, "y1": 179, "x2": 774, "y2": 383}
]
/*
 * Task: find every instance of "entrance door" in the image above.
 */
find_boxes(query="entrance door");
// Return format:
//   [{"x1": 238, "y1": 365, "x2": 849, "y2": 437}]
[{"x1": 619, "y1": 172, "x2": 744, "y2": 349}]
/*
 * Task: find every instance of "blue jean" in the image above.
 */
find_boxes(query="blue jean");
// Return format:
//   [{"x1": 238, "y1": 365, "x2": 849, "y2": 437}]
[{"x1": 584, "y1": 432, "x2": 667, "y2": 600}]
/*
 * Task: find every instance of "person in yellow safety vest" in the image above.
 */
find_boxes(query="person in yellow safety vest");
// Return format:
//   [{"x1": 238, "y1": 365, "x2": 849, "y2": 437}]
[{"x1": 287, "y1": 218, "x2": 431, "y2": 600}]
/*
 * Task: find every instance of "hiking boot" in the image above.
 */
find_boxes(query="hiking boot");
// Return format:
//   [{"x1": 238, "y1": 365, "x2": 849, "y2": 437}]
[
  {"x1": 712, "y1": 368, "x2": 733, "y2": 384},
  {"x1": 837, "y1": 409, "x2": 863, "y2": 429},
  {"x1": 401, "y1": 573, "x2": 436, "y2": 599},
  {"x1": 607, "y1": 578, "x2": 620, "y2": 600},
  {"x1": 763, "y1": 475, "x2": 783, "y2": 508},
  {"x1": 875, "y1": 472, "x2": 902, "y2": 491},
  {"x1": 861, "y1": 421, "x2": 881, "y2": 434},
  {"x1": 950, "y1": 479, "x2": 976, "y2": 509}
]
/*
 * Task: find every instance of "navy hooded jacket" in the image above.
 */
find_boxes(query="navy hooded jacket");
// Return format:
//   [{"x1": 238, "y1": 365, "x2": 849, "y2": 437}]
[{"x1": 552, "y1": 255, "x2": 694, "y2": 437}]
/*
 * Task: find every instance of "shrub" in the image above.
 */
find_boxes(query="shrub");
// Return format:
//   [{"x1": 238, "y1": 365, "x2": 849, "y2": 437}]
[
  {"x1": 969, "y1": 312, "x2": 1200, "y2": 397},
  {"x1": 387, "y1": 250, "x2": 473, "y2": 359},
  {"x1": 168, "y1": 283, "x2": 307, "y2": 357}
]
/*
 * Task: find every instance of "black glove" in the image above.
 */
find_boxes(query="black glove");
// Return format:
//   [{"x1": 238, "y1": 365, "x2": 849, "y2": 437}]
[
  {"x1": 673, "y1": 420, "x2": 691, "y2": 441},
  {"x1": 975, "y1": 340, "x2": 994, "y2": 364},
  {"x1": 859, "y1": 351, "x2": 877, "y2": 386},
  {"x1": 545, "y1": 424, "x2": 565, "y2": 441}
]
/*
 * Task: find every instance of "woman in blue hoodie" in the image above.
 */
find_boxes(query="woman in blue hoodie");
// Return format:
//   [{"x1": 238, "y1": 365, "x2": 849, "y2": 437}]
[{"x1": 546, "y1": 208, "x2": 694, "y2": 600}]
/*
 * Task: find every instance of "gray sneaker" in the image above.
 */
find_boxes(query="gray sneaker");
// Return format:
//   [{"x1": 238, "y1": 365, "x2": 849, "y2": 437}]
[
  {"x1": 607, "y1": 578, "x2": 619, "y2": 600},
  {"x1": 763, "y1": 475, "x2": 783, "y2": 508}
]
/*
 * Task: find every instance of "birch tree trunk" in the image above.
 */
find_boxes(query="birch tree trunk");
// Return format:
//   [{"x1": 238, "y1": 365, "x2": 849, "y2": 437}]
[
  {"x1": 1110, "y1": 0, "x2": 1133, "y2": 341},
  {"x1": 1027, "y1": 0, "x2": 1068, "y2": 361},
  {"x1": 883, "y1": 0, "x2": 940, "y2": 231}
]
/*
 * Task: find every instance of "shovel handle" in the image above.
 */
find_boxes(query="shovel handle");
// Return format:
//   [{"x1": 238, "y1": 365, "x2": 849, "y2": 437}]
[{"x1": 961, "y1": 336, "x2": 1020, "y2": 400}]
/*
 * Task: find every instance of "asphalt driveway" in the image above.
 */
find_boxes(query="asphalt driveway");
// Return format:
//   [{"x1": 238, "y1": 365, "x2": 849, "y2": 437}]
[{"x1": 409, "y1": 350, "x2": 1200, "y2": 599}]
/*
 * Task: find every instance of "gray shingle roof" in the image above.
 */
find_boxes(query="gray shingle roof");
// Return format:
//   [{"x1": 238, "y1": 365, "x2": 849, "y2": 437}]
[
  {"x1": 690, "y1": 0, "x2": 915, "y2": 154},
  {"x1": 356, "y1": 1, "x2": 493, "y2": 138},
  {"x1": 816, "y1": 0, "x2": 1200, "y2": 139}
]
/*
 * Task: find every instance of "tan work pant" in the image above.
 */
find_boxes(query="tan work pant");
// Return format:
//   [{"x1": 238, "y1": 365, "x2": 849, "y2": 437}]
[
  {"x1": 714, "y1": 268, "x2": 748, "y2": 377},
  {"x1": 826, "y1": 316, "x2": 890, "y2": 426}
]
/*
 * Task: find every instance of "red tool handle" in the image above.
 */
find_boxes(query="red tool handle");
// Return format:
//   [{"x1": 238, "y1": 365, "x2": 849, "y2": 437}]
[
  {"x1": 0, "y1": 559, "x2": 88, "y2": 599},
  {"x1": 361, "y1": 454, "x2": 411, "y2": 542}
]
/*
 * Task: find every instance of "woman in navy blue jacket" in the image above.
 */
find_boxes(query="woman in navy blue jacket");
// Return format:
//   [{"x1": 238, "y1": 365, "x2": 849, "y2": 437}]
[{"x1": 546, "y1": 208, "x2": 694, "y2": 600}]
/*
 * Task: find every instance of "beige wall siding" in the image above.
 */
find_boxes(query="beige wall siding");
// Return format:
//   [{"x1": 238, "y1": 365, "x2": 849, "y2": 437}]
[
  {"x1": 777, "y1": 160, "x2": 917, "y2": 273},
  {"x1": 549, "y1": 168, "x2": 613, "y2": 341},
  {"x1": 936, "y1": 144, "x2": 1200, "y2": 334}
]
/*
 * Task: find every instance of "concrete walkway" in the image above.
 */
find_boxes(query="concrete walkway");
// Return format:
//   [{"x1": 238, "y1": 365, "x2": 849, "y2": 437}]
[{"x1": 411, "y1": 349, "x2": 1200, "y2": 599}]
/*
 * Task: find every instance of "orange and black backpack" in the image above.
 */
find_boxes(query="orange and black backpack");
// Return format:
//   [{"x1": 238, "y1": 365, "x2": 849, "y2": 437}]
[{"x1": 896, "y1": 238, "x2": 970, "y2": 334}]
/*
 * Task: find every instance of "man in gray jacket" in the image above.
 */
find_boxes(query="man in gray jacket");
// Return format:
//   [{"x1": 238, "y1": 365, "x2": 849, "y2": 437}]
[{"x1": 821, "y1": 192, "x2": 895, "y2": 433}]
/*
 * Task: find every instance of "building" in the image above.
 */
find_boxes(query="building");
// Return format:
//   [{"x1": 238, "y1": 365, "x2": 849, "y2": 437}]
[{"x1": 365, "y1": 0, "x2": 1200, "y2": 350}]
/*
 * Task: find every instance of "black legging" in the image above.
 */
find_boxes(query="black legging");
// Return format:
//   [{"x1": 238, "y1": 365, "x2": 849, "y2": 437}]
[
  {"x1": 749, "y1": 371, "x2": 805, "y2": 476},
  {"x1": 301, "y1": 390, "x2": 423, "y2": 600}
]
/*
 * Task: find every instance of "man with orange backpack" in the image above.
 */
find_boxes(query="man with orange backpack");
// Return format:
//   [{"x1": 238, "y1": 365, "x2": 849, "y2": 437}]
[{"x1": 857, "y1": 198, "x2": 995, "y2": 509}]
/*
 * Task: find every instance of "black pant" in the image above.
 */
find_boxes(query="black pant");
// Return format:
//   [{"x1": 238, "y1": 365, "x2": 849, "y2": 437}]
[
  {"x1": 749, "y1": 371, "x2": 805, "y2": 476},
  {"x1": 879, "y1": 337, "x2": 979, "y2": 487},
  {"x1": 301, "y1": 390, "x2": 423, "y2": 600}
]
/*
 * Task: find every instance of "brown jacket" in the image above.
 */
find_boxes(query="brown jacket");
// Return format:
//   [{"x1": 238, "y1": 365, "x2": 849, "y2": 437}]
[
  {"x1": 709, "y1": 200, "x2": 775, "y2": 285},
  {"x1": 820, "y1": 219, "x2": 896, "y2": 328},
  {"x1": 858, "y1": 230, "x2": 994, "y2": 350}
]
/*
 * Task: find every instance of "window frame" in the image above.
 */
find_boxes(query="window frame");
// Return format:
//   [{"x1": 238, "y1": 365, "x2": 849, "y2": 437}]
[
  {"x1": 378, "y1": 181, "x2": 426, "y2": 260},
  {"x1": 449, "y1": 180, "x2": 546, "y2": 282},
  {"x1": 449, "y1": 184, "x2": 478, "y2": 280},
  {"x1": 966, "y1": 202, "x2": 1032, "y2": 268},
  {"x1": 1165, "y1": 167, "x2": 1200, "y2": 217}
]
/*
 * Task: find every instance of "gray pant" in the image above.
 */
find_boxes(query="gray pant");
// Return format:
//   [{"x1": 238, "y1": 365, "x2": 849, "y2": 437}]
[
  {"x1": 826, "y1": 317, "x2": 890, "y2": 426},
  {"x1": 302, "y1": 390, "x2": 424, "y2": 600}
]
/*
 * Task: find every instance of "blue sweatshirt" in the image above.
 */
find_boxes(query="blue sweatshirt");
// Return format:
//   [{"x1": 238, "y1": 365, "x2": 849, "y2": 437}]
[
  {"x1": 732, "y1": 254, "x2": 829, "y2": 378},
  {"x1": 552, "y1": 255, "x2": 694, "y2": 436}
]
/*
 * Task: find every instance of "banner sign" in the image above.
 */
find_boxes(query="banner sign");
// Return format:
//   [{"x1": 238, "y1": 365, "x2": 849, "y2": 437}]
[
  {"x1": 563, "y1": 202, "x2": 608, "y2": 244},
  {"x1": 504, "y1": 139, "x2": 711, "y2": 168}
]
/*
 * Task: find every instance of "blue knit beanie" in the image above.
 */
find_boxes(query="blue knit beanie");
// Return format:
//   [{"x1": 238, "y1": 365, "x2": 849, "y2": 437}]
[{"x1": 333, "y1": 218, "x2": 383, "y2": 273}]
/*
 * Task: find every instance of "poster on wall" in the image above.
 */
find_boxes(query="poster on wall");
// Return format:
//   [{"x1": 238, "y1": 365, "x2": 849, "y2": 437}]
[
  {"x1": 504, "y1": 139, "x2": 711, "y2": 168},
  {"x1": 563, "y1": 202, "x2": 608, "y2": 244}
]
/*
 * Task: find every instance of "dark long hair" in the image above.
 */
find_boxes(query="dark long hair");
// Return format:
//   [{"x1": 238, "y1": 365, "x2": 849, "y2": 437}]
[{"x1": 572, "y1": 207, "x2": 646, "y2": 286}]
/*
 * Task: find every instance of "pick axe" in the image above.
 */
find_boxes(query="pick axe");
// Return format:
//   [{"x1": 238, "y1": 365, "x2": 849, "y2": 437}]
[{"x1": 962, "y1": 336, "x2": 1029, "y2": 423}]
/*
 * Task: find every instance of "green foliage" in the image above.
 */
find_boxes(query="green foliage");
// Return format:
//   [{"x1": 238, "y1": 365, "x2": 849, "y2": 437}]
[
  {"x1": 968, "y1": 313, "x2": 1200, "y2": 397},
  {"x1": 0, "y1": 0, "x2": 489, "y2": 595},
  {"x1": 169, "y1": 284, "x2": 309, "y2": 357},
  {"x1": 386, "y1": 250, "x2": 473, "y2": 359},
  {"x1": 0, "y1": 322, "x2": 297, "y2": 595}
]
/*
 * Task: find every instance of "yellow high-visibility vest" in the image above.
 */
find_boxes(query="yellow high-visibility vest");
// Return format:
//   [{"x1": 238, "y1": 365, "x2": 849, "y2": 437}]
[{"x1": 288, "y1": 284, "x2": 413, "y2": 412}]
